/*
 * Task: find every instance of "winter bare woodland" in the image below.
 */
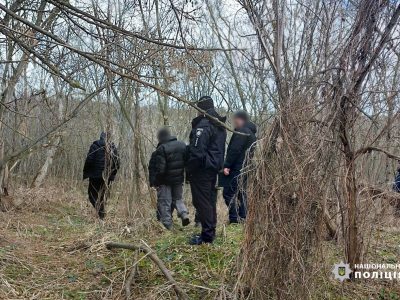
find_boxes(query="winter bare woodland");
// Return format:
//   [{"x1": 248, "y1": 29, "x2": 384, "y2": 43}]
[{"x1": 1, "y1": 0, "x2": 400, "y2": 299}]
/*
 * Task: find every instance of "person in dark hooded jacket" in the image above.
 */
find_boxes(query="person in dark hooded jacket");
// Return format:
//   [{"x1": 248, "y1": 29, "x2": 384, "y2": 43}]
[
  {"x1": 148, "y1": 128, "x2": 190, "y2": 229},
  {"x1": 221, "y1": 110, "x2": 257, "y2": 224},
  {"x1": 393, "y1": 161, "x2": 400, "y2": 216},
  {"x1": 83, "y1": 132, "x2": 120, "y2": 219},
  {"x1": 186, "y1": 96, "x2": 227, "y2": 245}
]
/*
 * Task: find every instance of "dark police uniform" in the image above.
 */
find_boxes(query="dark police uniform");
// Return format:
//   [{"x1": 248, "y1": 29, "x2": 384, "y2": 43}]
[{"x1": 187, "y1": 108, "x2": 227, "y2": 243}]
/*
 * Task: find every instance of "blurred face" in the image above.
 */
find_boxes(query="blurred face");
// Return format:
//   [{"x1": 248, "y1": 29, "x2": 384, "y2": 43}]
[
  {"x1": 101, "y1": 132, "x2": 111, "y2": 140},
  {"x1": 233, "y1": 117, "x2": 245, "y2": 129}
]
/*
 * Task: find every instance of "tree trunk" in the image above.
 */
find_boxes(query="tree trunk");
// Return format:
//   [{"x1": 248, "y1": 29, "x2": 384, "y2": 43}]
[
  {"x1": 31, "y1": 78, "x2": 64, "y2": 188},
  {"x1": 345, "y1": 156, "x2": 359, "y2": 267},
  {"x1": 31, "y1": 135, "x2": 61, "y2": 188}
]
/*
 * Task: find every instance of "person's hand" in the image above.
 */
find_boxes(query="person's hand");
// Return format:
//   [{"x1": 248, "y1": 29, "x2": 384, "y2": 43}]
[{"x1": 224, "y1": 168, "x2": 230, "y2": 176}]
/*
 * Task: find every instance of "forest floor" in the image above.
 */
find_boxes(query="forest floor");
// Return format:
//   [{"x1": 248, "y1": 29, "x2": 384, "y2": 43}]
[{"x1": 1, "y1": 184, "x2": 400, "y2": 300}]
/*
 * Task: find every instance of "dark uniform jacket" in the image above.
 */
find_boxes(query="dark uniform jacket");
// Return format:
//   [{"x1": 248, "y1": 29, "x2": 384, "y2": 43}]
[
  {"x1": 219, "y1": 122, "x2": 257, "y2": 188},
  {"x1": 148, "y1": 136, "x2": 187, "y2": 187},
  {"x1": 224, "y1": 121, "x2": 257, "y2": 171},
  {"x1": 186, "y1": 108, "x2": 227, "y2": 175},
  {"x1": 83, "y1": 137, "x2": 120, "y2": 181}
]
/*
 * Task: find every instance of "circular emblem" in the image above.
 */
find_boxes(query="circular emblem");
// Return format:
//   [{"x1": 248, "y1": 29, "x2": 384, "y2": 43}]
[
  {"x1": 196, "y1": 129, "x2": 203, "y2": 137},
  {"x1": 332, "y1": 261, "x2": 352, "y2": 282}
]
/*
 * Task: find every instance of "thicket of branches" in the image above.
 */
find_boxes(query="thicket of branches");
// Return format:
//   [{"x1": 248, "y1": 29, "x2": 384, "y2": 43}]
[
  {"x1": 236, "y1": 0, "x2": 400, "y2": 298},
  {"x1": 2, "y1": 0, "x2": 400, "y2": 299},
  {"x1": 0, "y1": 0, "x2": 267, "y2": 211}
]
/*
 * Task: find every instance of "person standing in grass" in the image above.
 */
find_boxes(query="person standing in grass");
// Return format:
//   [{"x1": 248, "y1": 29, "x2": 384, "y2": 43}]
[
  {"x1": 83, "y1": 132, "x2": 120, "y2": 219},
  {"x1": 186, "y1": 96, "x2": 227, "y2": 245},
  {"x1": 148, "y1": 128, "x2": 190, "y2": 229},
  {"x1": 392, "y1": 160, "x2": 400, "y2": 217},
  {"x1": 220, "y1": 111, "x2": 257, "y2": 224}
]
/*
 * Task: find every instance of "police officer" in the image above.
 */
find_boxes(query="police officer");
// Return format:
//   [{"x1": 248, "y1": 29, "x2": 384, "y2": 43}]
[
  {"x1": 186, "y1": 96, "x2": 227, "y2": 245},
  {"x1": 221, "y1": 111, "x2": 257, "y2": 223}
]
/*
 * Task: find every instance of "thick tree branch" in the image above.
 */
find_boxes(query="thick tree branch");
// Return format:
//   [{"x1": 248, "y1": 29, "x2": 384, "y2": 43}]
[
  {"x1": 106, "y1": 242, "x2": 189, "y2": 300},
  {"x1": 0, "y1": 4, "x2": 244, "y2": 134},
  {"x1": 354, "y1": 146, "x2": 400, "y2": 161},
  {"x1": 0, "y1": 85, "x2": 107, "y2": 169},
  {"x1": 47, "y1": 0, "x2": 238, "y2": 52}
]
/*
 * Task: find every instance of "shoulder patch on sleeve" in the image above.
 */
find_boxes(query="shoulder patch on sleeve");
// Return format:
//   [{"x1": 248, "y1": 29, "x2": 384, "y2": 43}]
[
  {"x1": 194, "y1": 128, "x2": 204, "y2": 147},
  {"x1": 196, "y1": 128, "x2": 204, "y2": 137}
]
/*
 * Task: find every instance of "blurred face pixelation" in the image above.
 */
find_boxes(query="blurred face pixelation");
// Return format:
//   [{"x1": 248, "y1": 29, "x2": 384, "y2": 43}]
[{"x1": 233, "y1": 117, "x2": 245, "y2": 129}]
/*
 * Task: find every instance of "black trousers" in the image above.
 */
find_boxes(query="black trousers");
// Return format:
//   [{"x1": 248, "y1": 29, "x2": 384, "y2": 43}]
[
  {"x1": 190, "y1": 172, "x2": 217, "y2": 242},
  {"x1": 88, "y1": 178, "x2": 111, "y2": 219},
  {"x1": 223, "y1": 171, "x2": 247, "y2": 223}
]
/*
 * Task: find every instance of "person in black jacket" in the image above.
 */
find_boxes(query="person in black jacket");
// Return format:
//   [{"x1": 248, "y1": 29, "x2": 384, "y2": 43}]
[
  {"x1": 393, "y1": 161, "x2": 400, "y2": 217},
  {"x1": 148, "y1": 128, "x2": 190, "y2": 229},
  {"x1": 187, "y1": 96, "x2": 227, "y2": 245},
  {"x1": 83, "y1": 132, "x2": 120, "y2": 219},
  {"x1": 221, "y1": 110, "x2": 257, "y2": 224}
]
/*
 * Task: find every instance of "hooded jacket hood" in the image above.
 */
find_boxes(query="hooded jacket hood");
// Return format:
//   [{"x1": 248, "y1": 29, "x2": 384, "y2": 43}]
[
  {"x1": 158, "y1": 135, "x2": 177, "y2": 146},
  {"x1": 149, "y1": 136, "x2": 186, "y2": 186},
  {"x1": 98, "y1": 132, "x2": 111, "y2": 146},
  {"x1": 245, "y1": 121, "x2": 257, "y2": 134},
  {"x1": 83, "y1": 133, "x2": 120, "y2": 180}
]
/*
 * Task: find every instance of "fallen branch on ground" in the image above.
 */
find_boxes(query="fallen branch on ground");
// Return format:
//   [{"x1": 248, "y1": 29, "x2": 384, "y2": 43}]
[
  {"x1": 106, "y1": 242, "x2": 189, "y2": 300},
  {"x1": 125, "y1": 251, "x2": 139, "y2": 300},
  {"x1": 323, "y1": 207, "x2": 337, "y2": 240}
]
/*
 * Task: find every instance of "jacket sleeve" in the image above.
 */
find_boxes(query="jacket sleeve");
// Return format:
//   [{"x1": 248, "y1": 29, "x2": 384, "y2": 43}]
[
  {"x1": 187, "y1": 125, "x2": 212, "y2": 172},
  {"x1": 148, "y1": 151, "x2": 157, "y2": 187},
  {"x1": 155, "y1": 146, "x2": 167, "y2": 176},
  {"x1": 224, "y1": 128, "x2": 249, "y2": 168},
  {"x1": 83, "y1": 143, "x2": 97, "y2": 174}
]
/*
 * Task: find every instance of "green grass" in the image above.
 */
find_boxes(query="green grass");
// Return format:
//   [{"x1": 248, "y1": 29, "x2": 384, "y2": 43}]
[
  {"x1": 2, "y1": 190, "x2": 400, "y2": 299},
  {"x1": 91, "y1": 222, "x2": 244, "y2": 299}
]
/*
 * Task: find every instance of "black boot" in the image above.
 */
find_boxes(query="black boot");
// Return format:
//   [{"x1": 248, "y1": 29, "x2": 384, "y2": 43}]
[
  {"x1": 181, "y1": 213, "x2": 190, "y2": 227},
  {"x1": 189, "y1": 235, "x2": 211, "y2": 245}
]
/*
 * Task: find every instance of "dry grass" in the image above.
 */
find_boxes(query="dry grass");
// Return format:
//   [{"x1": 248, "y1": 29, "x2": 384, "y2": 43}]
[
  {"x1": 0, "y1": 185, "x2": 400, "y2": 299},
  {"x1": 0, "y1": 184, "x2": 239, "y2": 300}
]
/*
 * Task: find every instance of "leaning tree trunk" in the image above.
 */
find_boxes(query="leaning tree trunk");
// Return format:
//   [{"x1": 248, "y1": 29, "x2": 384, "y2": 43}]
[
  {"x1": 31, "y1": 80, "x2": 64, "y2": 188},
  {"x1": 31, "y1": 135, "x2": 61, "y2": 188}
]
